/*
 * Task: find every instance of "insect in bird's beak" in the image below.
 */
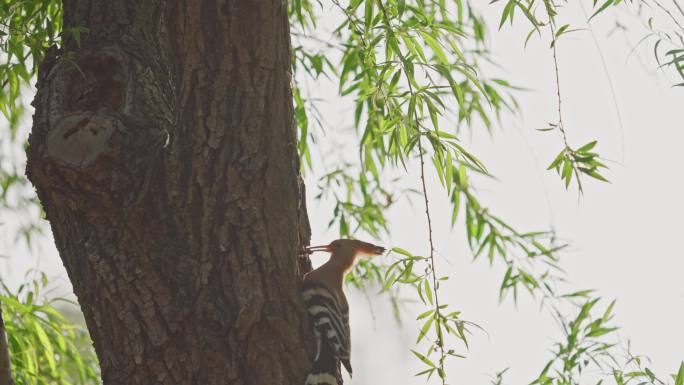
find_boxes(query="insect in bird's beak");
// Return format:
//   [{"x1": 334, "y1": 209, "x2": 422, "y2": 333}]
[{"x1": 305, "y1": 244, "x2": 332, "y2": 254}]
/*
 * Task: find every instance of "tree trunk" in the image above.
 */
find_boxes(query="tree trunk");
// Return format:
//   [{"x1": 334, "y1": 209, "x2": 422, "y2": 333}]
[
  {"x1": 0, "y1": 304, "x2": 15, "y2": 385},
  {"x1": 26, "y1": 1, "x2": 313, "y2": 384}
]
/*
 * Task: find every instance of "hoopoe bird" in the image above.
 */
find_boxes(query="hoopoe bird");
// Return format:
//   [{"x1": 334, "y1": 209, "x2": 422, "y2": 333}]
[{"x1": 301, "y1": 239, "x2": 386, "y2": 385}]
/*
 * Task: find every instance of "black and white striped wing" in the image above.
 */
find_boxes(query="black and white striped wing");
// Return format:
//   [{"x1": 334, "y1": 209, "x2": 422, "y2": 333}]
[{"x1": 301, "y1": 281, "x2": 352, "y2": 375}]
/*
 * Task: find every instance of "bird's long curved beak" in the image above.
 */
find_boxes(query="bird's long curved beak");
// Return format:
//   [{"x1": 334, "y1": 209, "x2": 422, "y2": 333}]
[
  {"x1": 305, "y1": 244, "x2": 332, "y2": 254},
  {"x1": 356, "y1": 241, "x2": 386, "y2": 256}
]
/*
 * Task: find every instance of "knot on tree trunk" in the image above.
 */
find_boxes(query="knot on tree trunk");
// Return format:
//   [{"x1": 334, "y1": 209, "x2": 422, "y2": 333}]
[
  {"x1": 45, "y1": 111, "x2": 166, "y2": 191},
  {"x1": 27, "y1": 45, "x2": 168, "y2": 200}
]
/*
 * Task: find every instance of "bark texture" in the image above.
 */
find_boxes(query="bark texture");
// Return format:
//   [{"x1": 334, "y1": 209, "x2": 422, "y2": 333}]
[{"x1": 26, "y1": 1, "x2": 313, "y2": 384}]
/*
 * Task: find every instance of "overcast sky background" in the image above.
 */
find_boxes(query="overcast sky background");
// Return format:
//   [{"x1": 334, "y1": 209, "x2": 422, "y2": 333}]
[{"x1": 1, "y1": 2, "x2": 682, "y2": 385}]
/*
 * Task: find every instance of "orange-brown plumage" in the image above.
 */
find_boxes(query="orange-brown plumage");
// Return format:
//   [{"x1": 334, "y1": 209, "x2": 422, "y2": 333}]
[{"x1": 303, "y1": 239, "x2": 385, "y2": 304}]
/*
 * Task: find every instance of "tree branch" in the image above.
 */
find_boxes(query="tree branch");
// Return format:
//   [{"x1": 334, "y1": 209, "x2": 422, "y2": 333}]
[{"x1": 0, "y1": 303, "x2": 15, "y2": 385}]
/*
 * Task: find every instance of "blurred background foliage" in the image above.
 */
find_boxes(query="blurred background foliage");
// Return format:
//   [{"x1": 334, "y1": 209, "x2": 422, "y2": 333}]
[
  {"x1": 0, "y1": 0, "x2": 682, "y2": 384},
  {"x1": 1, "y1": 273, "x2": 98, "y2": 385}
]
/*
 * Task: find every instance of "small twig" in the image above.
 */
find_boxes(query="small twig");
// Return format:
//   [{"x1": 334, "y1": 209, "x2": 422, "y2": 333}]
[
  {"x1": 417, "y1": 135, "x2": 443, "y2": 340},
  {"x1": 549, "y1": 21, "x2": 584, "y2": 194},
  {"x1": 549, "y1": 23, "x2": 569, "y2": 146}
]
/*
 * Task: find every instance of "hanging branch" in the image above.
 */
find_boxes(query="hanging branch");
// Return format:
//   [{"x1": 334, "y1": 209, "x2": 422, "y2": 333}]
[
  {"x1": 548, "y1": 21, "x2": 584, "y2": 194},
  {"x1": 416, "y1": 135, "x2": 447, "y2": 382},
  {"x1": 372, "y1": 1, "x2": 448, "y2": 380},
  {"x1": 544, "y1": 14, "x2": 609, "y2": 192}
]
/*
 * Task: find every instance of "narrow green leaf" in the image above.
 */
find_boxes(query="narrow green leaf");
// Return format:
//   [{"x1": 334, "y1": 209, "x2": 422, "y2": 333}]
[
  {"x1": 419, "y1": 31, "x2": 449, "y2": 65},
  {"x1": 425, "y1": 280, "x2": 433, "y2": 305},
  {"x1": 547, "y1": 149, "x2": 565, "y2": 170},
  {"x1": 577, "y1": 140, "x2": 598, "y2": 153},
  {"x1": 674, "y1": 361, "x2": 684, "y2": 385},
  {"x1": 411, "y1": 349, "x2": 436, "y2": 368},
  {"x1": 392, "y1": 247, "x2": 413, "y2": 257},
  {"x1": 416, "y1": 316, "x2": 435, "y2": 343}
]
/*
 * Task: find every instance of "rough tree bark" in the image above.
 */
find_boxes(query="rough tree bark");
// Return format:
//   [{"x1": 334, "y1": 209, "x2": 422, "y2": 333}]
[{"x1": 26, "y1": 1, "x2": 313, "y2": 384}]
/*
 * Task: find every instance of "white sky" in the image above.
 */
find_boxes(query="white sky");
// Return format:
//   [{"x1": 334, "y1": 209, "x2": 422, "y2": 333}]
[
  {"x1": 1, "y1": 2, "x2": 682, "y2": 385},
  {"x1": 305, "y1": 2, "x2": 683, "y2": 385}
]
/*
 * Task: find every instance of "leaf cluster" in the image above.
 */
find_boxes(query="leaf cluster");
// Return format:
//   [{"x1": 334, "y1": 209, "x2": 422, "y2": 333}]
[
  {"x1": 547, "y1": 140, "x2": 609, "y2": 191},
  {"x1": 1, "y1": 273, "x2": 99, "y2": 385}
]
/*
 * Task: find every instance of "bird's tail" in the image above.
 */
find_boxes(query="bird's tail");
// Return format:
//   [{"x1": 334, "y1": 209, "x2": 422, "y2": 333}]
[{"x1": 305, "y1": 342, "x2": 343, "y2": 385}]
